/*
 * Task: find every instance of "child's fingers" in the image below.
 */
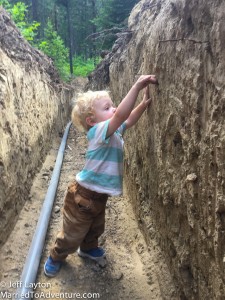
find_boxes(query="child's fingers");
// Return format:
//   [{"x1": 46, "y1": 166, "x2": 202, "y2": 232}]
[
  {"x1": 143, "y1": 86, "x2": 150, "y2": 102},
  {"x1": 146, "y1": 98, "x2": 152, "y2": 104},
  {"x1": 142, "y1": 75, "x2": 158, "y2": 85},
  {"x1": 145, "y1": 98, "x2": 152, "y2": 107},
  {"x1": 144, "y1": 86, "x2": 150, "y2": 99},
  {"x1": 137, "y1": 75, "x2": 158, "y2": 89},
  {"x1": 149, "y1": 75, "x2": 158, "y2": 85}
]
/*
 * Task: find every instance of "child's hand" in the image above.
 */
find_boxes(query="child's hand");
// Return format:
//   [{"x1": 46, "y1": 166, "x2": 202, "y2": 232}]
[
  {"x1": 134, "y1": 75, "x2": 158, "y2": 91},
  {"x1": 141, "y1": 86, "x2": 152, "y2": 108}
]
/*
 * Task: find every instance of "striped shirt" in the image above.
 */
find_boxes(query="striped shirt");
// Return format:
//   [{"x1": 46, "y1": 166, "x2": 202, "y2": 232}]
[{"x1": 76, "y1": 120, "x2": 126, "y2": 196}]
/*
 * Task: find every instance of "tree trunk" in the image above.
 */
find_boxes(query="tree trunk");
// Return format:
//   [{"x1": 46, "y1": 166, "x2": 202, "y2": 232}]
[
  {"x1": 31, "y1": 0, "x2": 38, "y2": 21},
  {"x1": 66, "y1": 0, "x2": 73, "y2": 75},
  {"x1": 90, "y1": 0, "x2": 97, "y2": 60}
]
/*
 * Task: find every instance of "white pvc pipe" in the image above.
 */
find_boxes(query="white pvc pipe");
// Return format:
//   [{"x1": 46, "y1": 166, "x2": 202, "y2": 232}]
[{"x1": 16, "y1": 122, "x2": 72, "y2": 300}]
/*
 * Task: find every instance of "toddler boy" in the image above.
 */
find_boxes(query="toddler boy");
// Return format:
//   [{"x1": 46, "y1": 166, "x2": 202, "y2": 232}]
[{"x1": 44, "y1": 75, "x2": 157, "y2": 277}]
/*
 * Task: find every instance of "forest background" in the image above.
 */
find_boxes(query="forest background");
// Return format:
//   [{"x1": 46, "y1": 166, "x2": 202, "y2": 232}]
[{"x1": 0, "y1": 0, "x2": 139, "y2": 80}]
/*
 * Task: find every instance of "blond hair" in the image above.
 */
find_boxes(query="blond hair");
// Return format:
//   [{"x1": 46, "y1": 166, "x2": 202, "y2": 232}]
[{"x1": 71, "y1": 90, "x2": 110, "y2": 132}]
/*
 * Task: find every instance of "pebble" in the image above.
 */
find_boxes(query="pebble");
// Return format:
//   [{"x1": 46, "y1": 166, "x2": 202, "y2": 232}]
[
  {"x1": 54, "y1": 206, "x2": 61, "y2": 213},
  {"x1": 115, "y1": 272, "x2": 123, "y2": 280},
  {"x1": 186, "y1": 173, "x2": 197, "y2": 182}
]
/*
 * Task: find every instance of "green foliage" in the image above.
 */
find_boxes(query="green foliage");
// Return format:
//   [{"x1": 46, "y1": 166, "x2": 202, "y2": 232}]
[
  {"x1": 0, "y1": 0, "x2": 10, "y2": 9},
  {"x1": 21, "y1": 21, "x2": 40, "y2": 41},
  {"x1": 0, "y1": 0, "x2": 138, "y2": 80},
  {"x1": 38, "y1": 20, "x2": 70, "y2": 80},
  {"x1": 0, "y1": 1, "x2": 40, "y2": 42},
  {"x1": 38, "y1": 21, "x2": 101, "y2": 79},
  {"x1": 10, "y1": 2, "x2": 26, "y2": 23},
  {"x1": 11, "y1": 2, "x2": 40, "y2": 41},
  {"x1": 73, "y1": 56, "x2": 101, "y2": 77},
  {"x1": 93, "y1": 0, "x2": 139, "y2": 49}
]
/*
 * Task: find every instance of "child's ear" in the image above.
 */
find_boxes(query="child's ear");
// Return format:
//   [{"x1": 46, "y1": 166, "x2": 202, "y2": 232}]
[{"x1": 86, "y1": 116, "x2": 95, "y2": 127}]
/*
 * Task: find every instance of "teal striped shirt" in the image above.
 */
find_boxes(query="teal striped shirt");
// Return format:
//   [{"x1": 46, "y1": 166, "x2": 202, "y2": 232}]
[{"x1": 76, "y1": 120, "x2": 126, "y2": 196}]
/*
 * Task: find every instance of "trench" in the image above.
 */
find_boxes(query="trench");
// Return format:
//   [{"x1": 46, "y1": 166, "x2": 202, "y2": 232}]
[
  {"x1": 1, "y1": 0, "x2": 225, "y2": 298},
  {"x1": 0, "y1": 125, "x2": 177, "y2": 300}
]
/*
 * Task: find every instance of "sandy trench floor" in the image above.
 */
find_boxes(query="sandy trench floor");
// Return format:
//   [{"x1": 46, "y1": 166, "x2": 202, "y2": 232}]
[{"x1": 0, "y1": 124, "x2": 177, "y2": 300}]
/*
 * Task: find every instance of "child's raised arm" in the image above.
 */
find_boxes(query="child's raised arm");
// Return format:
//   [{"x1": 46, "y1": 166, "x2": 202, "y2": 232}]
[
  {"x1": 106, "y1": 75, "x2": 157, "y2": 137},
  {"x1": 125, "y1": 86, "x2": 152, "y2": 129}
]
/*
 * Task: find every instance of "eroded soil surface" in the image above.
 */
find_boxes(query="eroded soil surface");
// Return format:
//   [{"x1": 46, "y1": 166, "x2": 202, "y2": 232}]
[{"x1": 0, "y1": 125, "x2": 176, "y2": 300}]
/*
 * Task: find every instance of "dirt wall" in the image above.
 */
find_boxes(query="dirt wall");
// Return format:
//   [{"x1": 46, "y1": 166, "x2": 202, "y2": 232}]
[
  {"x1": 88, "y1": 0, "x2": 225, "y2": 298},
  {"x1": 0, "y1": 8, "x2": 74, "y2": 246}
]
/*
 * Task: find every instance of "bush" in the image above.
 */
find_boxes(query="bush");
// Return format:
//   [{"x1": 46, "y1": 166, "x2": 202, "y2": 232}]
[
  {"x1": 38, "y1": 21, "x2": 70, "y2": 81},
  {"x1": 73, "y1": 56, "x2": 101, "y2": 77},
  {"x1": 1, "y1": 1, "x2": 40, "y2": 42}
]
